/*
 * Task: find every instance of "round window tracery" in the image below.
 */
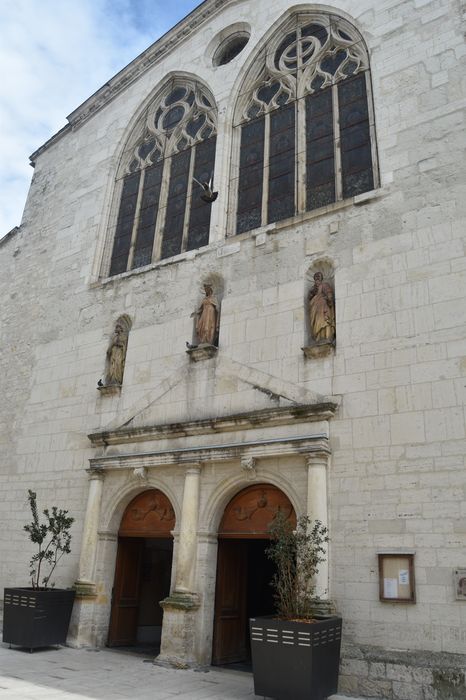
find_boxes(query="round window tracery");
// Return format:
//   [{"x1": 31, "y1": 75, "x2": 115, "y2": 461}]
[{"x1": 213, "y1": 33, "x2": 250, "y2": 66}]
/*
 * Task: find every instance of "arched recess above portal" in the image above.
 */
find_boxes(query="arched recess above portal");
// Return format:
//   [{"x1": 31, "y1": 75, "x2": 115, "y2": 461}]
[
  {"x1": 100, "y1": 476, "x2": 181, "y2": 537},
  {"x1": 114, "y1": 72, "x2": 218, "y2": 180},
  {"x1": 199, "y1": 468, "x2": 304, "y2": 536},
  {"x1": 225, "y1": 3, "x2": 369, "y2": 123}
]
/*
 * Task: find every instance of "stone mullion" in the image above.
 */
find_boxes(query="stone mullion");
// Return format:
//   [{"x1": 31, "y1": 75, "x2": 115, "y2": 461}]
[
  {"x1": 180, "y1": 145, "x2": 196, "y2": 253},
  {"x1": 127, "y1": 168, "x2": 146, "y2": 271},
  {"x1": 296, "y1": 95, "x2": 307, "y2": 214},
  {"x1": 365, "y1": 70, "x2": 380, "y2": 189},
  {"x1": 261, "y1": 112, "x2": 271, "y2": 225},
  {"x1": 151, "y1": 155, "x2": 171, "y2": 263},
  {"x1": 332, "y1": 83, "x2": 343, "y2": 203}
]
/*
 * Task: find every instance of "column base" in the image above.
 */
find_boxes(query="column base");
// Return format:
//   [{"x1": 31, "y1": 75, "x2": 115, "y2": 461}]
[
  {"x1": 311, "y1": 598, "x2": 337, "y2": 616},
  {"x1": 73, "y1": 580, "x2": 98, "y2": 598},
  {"x1": 158, "y1": 592, "x2": 201, "y2": 667}
]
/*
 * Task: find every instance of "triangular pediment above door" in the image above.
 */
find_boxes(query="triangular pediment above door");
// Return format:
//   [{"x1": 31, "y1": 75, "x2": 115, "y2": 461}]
[{"x1": 89, "y1": 356, "x2": 339, "y2": 446}]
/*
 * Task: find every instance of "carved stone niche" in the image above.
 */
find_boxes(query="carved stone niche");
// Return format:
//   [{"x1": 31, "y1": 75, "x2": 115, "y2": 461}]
[
  {"x1": 186, "y1": 275, "x2": 223, "y2": 361},
  {"x1": 302, "y1": 260, "x2": 336, "y2": 360}
]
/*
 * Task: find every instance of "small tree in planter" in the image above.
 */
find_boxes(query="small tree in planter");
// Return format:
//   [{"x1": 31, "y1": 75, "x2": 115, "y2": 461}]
[
  {"x1": 24, "y1": 489, "x2": 74, "y2": 590},
  {"x1": 249, "y1": 512, "x2": 342, "y2": 700},
  {"x1": 3, "y1": 491, "x2": 76, "y2": 651}
]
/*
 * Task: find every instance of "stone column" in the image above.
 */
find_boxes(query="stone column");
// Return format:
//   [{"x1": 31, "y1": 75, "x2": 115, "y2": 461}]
[
  {"x1": 307, "y1": 452, "x2": 329, "y2": 601},
  {"x1": 74, "y1": 468, "x2": 105, "y2": 597},
  {"x1": 174, "y1": 465, "x2": 201, "y2": 593},
  {"x1": 159, "y1": 464, "x2": 202, "y2": 667}
]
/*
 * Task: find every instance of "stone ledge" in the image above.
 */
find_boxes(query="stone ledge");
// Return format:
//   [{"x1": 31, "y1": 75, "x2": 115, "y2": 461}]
[
  {"x1": 302, "y1": 340, "x2": 335, "y2": 359},
  {"x1": 186, "y1": 344, "x2": 218, "y2": 362},
  {"x1": 88, "y1": 401, "x2": 339, "y2": 447},
  {"x1": 97, "y1": 384, "x2": 121, "y2": 397}
]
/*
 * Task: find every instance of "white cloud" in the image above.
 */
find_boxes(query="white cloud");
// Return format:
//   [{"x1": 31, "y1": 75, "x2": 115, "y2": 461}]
[{"x1": 0, "y1": 0, "x2": 199, "y2": 236}]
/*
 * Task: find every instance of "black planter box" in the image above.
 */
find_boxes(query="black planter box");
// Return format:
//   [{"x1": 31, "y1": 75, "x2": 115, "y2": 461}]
[
  {"x1": 3, "y1": 588, "x2": 75, "y2": 650},
  {"x1": 250, "y1": 615, "x2": 342, "y2": 700}
]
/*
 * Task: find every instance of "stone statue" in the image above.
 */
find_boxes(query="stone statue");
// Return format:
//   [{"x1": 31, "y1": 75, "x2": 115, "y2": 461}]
[
  {"x1": 105, "y1": 319, "x2": 130, "y2": 385},
  {"x1": 195, "y1": 284, "x2": 219, "y2": 346},
  {"x1": 308, "y1": 272, "x2": 335, "y2": 344}
]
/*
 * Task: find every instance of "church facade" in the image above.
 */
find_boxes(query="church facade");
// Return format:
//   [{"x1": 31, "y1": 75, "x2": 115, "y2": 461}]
[{"x1": 1, "y1": 1, "x2": 465, "y2": 697}]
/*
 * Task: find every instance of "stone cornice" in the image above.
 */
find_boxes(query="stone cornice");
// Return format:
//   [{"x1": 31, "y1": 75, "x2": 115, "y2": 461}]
[
  {"x1": 29, "y1": 0, "x2": 229, "y2": 163},
  {"x1": 89, "y1": 434, "x2": 331, "y2": 471},
  {"x1": 88, "y1": 401, "x2": 339, "y2": 447}
]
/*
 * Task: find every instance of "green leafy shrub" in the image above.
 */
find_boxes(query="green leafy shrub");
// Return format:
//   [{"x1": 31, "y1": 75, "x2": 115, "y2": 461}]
[
  {"x1": 23, "y1": 490, "x2": 74, "y2": 590},
  {"x1": 266, "y1": 510, "x2": 329, "y2": 620}
]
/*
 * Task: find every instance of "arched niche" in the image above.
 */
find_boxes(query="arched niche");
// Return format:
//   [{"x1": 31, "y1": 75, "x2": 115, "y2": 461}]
[
  {"x1": 118, "y1": 489, "x2": 175, "y2": 538},
  {"x1": 218, "y1": 483, "x2": 296, "y2": 538}
]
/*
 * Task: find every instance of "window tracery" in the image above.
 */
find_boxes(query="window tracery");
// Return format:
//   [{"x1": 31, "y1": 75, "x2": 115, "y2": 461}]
[
  {"x1": 109, "y1": 81, "x2": 217, "y2": 277},
  {"x1": 234, "y1": 13, "x2": 376, "y2": 235}
]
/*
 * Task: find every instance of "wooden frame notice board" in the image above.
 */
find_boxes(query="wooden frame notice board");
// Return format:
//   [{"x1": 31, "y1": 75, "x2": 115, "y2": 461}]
[{"x1": 378, "y1": 553, "x2": 415, "y2": 603}]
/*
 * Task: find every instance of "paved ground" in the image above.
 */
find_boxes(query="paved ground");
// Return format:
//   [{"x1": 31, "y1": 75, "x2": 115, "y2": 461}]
[{"x1": 0, "y1": 643, "x2": 363, "y2": 700}]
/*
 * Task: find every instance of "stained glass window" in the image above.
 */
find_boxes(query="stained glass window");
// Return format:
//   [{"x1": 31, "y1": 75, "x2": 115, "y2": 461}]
[
  {"x1": 234, "y1": 13, "x2": 376, "y2": 234},
  {"x1": 108, "y1": 81, "x2": 217, "y2": 276}
]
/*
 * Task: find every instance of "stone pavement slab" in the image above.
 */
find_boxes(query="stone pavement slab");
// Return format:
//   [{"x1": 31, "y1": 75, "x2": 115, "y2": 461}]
[{"x1": 0, "y1": 644, "x2": 370, "y2": 700}]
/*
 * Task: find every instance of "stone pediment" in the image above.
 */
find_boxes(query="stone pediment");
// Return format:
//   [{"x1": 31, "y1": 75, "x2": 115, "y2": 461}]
[{"x1": 89, "y1": 356, "x2": 339, "y2": 447}]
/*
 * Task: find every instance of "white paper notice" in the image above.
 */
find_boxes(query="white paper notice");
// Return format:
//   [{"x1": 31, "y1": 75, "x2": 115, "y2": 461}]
[
  {"x1": 399, "y1": 569, "x2": 409, "y2": 585},
  {"x1": 384, "y1": 578, "x2": 398, "y2": 598}
]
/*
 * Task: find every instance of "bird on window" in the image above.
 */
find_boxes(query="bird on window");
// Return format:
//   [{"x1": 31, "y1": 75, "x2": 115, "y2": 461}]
[
  {"x1": 97, "y1": 379, "x2": 104, "y2": 387},
  {"x1": 193, "y1": 173, "x2": 218, "y2": 203}
]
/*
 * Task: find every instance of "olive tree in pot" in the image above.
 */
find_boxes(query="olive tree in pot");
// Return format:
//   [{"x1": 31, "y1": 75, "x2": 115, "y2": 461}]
[
  {"x1": 3, "y1": 490, "x2": 76, "y2": 651},
  {"x1": 250, "y1": 512, "x2": 342, "y2": 700}
]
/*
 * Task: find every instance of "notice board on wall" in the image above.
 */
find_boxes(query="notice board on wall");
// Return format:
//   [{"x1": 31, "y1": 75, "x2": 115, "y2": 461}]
[{"x1": 378, "y1": 553, "x2": 415, "y2": 603}]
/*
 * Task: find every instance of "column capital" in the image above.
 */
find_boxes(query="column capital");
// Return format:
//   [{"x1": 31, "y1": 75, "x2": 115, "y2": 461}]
[
  {"x1": 86, "y1": 467, "x2": 105, "y2": 481},
  {"x1": 184, "y1": 463, "x2": 202, "y2": 475},
  {"x1": 306, "y1": 451, "x2": 330, "y2": 468}
]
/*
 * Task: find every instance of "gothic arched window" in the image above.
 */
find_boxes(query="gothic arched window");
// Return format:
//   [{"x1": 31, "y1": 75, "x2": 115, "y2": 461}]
[
  {"x1": 233, "y1": 13, "x2": 377, "y2": 235},
  {"x1": 109, "y1": 80, "x2": 217, "y2": 276}
]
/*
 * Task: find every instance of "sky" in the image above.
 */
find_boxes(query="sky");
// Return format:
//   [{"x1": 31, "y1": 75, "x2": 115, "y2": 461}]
[{"x1": 0, "y1": 0, "x2": 201, "y2": 237}]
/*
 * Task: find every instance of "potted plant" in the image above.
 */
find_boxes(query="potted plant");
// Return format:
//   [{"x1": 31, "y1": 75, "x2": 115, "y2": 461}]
[
  {"x1": 3, "y1": 490, "x2": 75, "y2": 651},
  {"x1": 249, "y1": 512, "x2": 342, "y2": 700}
]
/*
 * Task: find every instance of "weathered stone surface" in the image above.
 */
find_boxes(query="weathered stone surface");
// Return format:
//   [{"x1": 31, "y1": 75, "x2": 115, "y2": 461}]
[{"x1": 0, "y1": 1, "x2": 465, "y2": 699}]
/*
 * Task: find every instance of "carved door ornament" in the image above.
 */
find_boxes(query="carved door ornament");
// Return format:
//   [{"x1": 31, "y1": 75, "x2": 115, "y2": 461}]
[
  {"x1": 119, "y1": 489, "x2": 175, "y2": 538},
  {"x1": 219, "y1": 484, "x2": 296, "y2": 538},
  {"x1": 241, "y1": 456, "x2": 257, "y2": 480}
]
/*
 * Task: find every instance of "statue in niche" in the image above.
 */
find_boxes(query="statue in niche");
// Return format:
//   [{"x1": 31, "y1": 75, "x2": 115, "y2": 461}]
[
  {"x1": 308, "y1": 271, "x2": 335, "y2": 344},
  {"x1": 105, "y1": 318, "x2": 130, "y2": 386},
  {"x1": 194, "y1": 284, "x2": 219, "y2": 346}
]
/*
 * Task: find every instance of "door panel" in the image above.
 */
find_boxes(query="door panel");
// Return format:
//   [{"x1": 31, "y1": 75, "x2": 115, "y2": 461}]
[
  {"x1": 212, "y1": 539, "x2": 248, "y2": 665},
  {"x1": 108, "y1": 538, "x2": 144, "y2": 646}
]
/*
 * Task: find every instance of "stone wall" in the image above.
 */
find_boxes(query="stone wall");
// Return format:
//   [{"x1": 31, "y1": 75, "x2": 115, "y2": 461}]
[
  {"x1": 339, "y1": 644, "x2": 466, "y2": 700},
  {"x1": 0, "y1": 0, "x2": 465, "y2": 695}
]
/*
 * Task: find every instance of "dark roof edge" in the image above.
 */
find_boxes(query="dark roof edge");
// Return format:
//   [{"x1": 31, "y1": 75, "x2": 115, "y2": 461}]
[
  {"x1": 0, "y1": 226, "x2": 20, "y2": 249},
  {"x1": 29, "y1": 0, "x2": 226, "y2": 163}
]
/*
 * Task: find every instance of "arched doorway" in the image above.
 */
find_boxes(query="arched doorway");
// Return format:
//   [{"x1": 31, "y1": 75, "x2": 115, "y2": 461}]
[
  {"x1": 108, "y1": 489, "x2": 175, "y2": 650},
  {"x1": 212, "y1": 483, "x2": 296, "y2": 666}
]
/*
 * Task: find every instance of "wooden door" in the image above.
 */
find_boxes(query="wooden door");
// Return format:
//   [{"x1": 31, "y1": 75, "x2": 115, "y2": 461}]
[
  {"x1": 108, "y1": 538, "x2": 144, "y2": 646},
  {"x1": 212, "y1": 539, "x2": 248, "y2": 665}
]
